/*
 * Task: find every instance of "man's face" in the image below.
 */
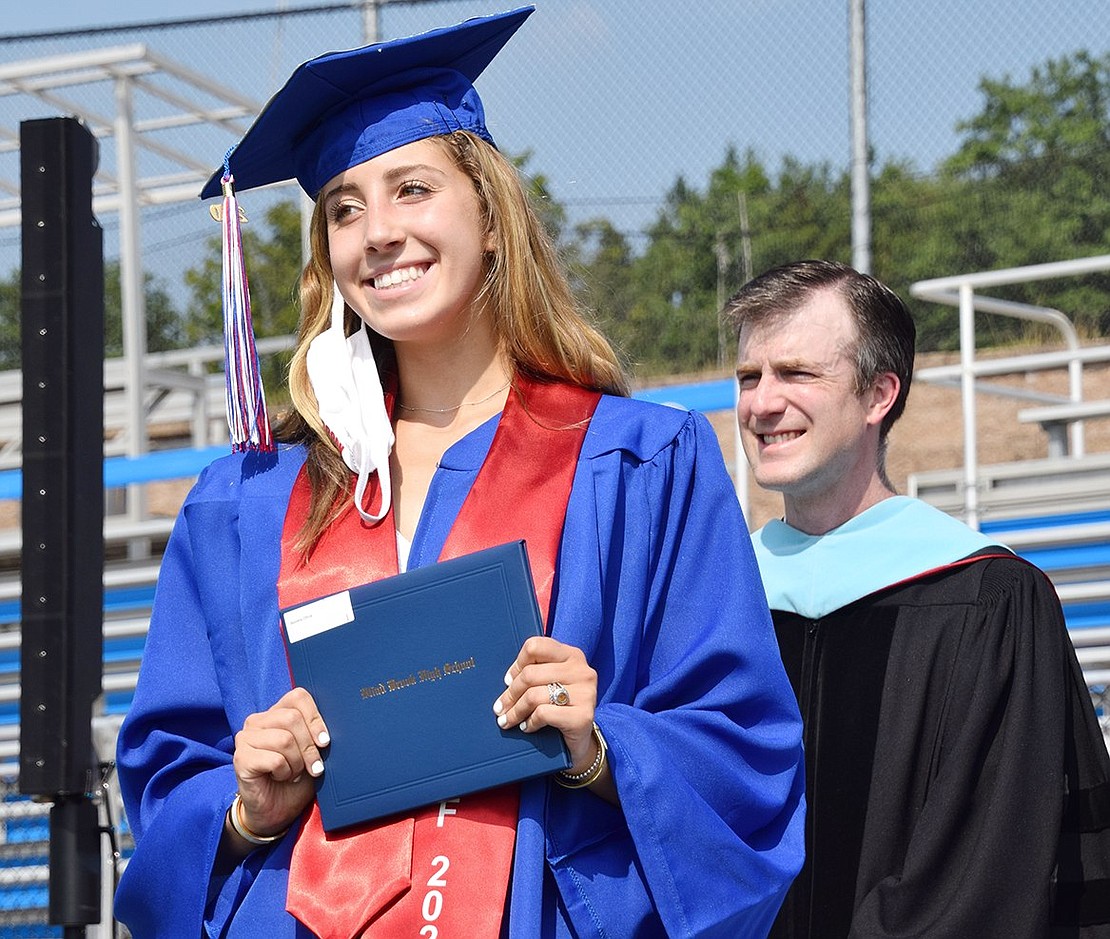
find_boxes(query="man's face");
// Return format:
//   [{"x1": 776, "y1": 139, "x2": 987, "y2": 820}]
[{"x1": 735, "y1": 288, "x2": 881, "y2": 512}]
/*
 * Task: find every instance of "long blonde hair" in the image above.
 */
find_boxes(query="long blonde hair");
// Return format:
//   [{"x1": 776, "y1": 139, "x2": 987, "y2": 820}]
[{"x1": 274, "y1": 130, "x2": 629, "y2": 549}]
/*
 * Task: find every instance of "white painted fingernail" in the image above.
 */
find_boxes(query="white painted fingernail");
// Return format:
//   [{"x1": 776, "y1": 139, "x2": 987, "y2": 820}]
[
  {"x1": 497, "y1": 714, "x2": 508, "y2": 728},
  {"x1": 519, "y1": 720, "x2": 528, "y2": 732},
  {"x1": 318, "y1": 731, "x2": 330, "y2": 747},
  {"x1": 493, "y1": 699, "x2": 503, "y2": 715},
  {"x1": 310, "y1": 760, "x2": 324, "y2": 777},
  {"x1": 504, "y1": 670, "x2": 512, "y2": 686}
]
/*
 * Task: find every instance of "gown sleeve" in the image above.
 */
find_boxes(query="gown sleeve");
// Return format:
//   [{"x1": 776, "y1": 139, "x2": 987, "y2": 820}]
[
  {"x1": 113, "y1": 452, "x2": 303, "y2": 939},
  {"x1": 544, "y1": 405, "x2": 806, "y2": 938}
]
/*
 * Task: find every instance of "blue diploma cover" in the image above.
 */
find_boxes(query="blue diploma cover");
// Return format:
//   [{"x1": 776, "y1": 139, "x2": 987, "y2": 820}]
[{"x1": 280, "y1": 540, "x2": 571, "y2": 831}]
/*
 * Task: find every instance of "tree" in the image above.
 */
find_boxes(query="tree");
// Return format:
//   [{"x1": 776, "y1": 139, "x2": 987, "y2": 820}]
[
  {"x1": 511, "y1": 150, "x2": 567, "y2": 244},
  {"x1": 941, "y1": 50, "x2": 1110, "y2": 338},
  {"x1": 0, "y1": 271, "x2": 18, "y2": 371},
  {"x1": 571, "y1": 147, "x2": 856, "y2": 375},
  {"x1": 564, "y1": 218, "x2": 637, "y2": 372},
  {"x1": 184, "y1": 198, "x2": 304, "y2": 348},
  {"x1": 167, "y1": 57, "x2": 1110, "y2": 382},
  {"x1": 104, "y1": 262, "x2": 184, "y2": 357},
  {"x1": 0, "y1": 262, "x2": 184, "y2": 371},
  {"x1": 183, "y1": 198, "x2": 304, "y2": 398},
  {"x1": 747, "y1": 156, "x2": 851, "y2": 277},
  {"x1": 946, "y1": 51, "x2": 1109, "y2": 186}
]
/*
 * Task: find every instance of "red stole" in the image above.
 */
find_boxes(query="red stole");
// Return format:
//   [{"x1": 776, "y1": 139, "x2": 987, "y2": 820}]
[{"x1": 278, "y1": 376, "x2": 601, "y2": 939}]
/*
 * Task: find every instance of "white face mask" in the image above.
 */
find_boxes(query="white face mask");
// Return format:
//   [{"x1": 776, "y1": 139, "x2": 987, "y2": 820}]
[{"x1": 305, "y1": 285, "x2": 395, "y2": 523}]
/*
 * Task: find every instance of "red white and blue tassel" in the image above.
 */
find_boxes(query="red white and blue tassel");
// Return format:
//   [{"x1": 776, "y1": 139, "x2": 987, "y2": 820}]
[{"x1": 219, "y1": 170, "x2": 273, "y2": 452}]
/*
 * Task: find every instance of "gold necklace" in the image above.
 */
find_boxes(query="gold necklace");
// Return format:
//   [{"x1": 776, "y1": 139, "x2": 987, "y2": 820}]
[{"x1": 396, "y1": 379, "x2": 512, "y2": 414}]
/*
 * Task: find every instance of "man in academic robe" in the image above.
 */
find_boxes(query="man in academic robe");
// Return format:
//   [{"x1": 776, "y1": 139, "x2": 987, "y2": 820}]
[{"x1": 725, "y1": 258, "x2": 1110, "y2": 938}]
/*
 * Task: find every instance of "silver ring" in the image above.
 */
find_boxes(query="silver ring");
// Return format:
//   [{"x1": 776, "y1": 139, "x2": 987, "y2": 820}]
[{"x1": 548, "y1": 681, "x2": 570, "y2": 707}]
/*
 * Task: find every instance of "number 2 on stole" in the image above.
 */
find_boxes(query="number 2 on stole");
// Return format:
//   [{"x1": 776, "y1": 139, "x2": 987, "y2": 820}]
[{"x1": 419, "y1": 855, "x2": 450, "y2": 938}]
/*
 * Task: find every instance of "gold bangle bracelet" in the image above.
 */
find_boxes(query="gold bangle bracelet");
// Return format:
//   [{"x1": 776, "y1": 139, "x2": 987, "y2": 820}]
[
  {"x1": 228, "y1": 793, "x2": 289, "y2": 846},
  {"x1": 555, "y1": 723, "x2": 608, "y2": 789}
]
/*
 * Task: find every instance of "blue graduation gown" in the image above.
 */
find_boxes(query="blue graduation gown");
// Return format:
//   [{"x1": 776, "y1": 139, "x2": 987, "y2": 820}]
[{"x1": 114, "y1": 395, "x2": 805, "y2": 938}]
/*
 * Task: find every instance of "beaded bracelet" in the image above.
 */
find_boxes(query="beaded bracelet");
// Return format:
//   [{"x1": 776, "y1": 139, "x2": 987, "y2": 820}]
[
  {"x1": 228, "y1": 793, "x2": 289, "y2": 846},
  {"x1": 555, "y1": 722, "x2": 608, "y2": 789}
]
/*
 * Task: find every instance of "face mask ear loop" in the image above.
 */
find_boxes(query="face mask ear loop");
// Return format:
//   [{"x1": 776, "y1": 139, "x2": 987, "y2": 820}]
[
  {"x1": 331, "y1": 282, "x2": 392, "y2": 525},
  {"x1": 351, "y1": 452, "x2": 382, "y2": 524},
  {"x1": 351, "y1": 337, "x2": 391, "y2": 524},
  {"x1": 330, "y1": 281, "x2": 346, "y2": 332}
]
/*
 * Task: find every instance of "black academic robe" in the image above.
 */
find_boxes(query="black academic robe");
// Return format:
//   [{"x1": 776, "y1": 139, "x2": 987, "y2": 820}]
[{"x1": 769, "y1": 549, "x2": 1110, "y2": 939}]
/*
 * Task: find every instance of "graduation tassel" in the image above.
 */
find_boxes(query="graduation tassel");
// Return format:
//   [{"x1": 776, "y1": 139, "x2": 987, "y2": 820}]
[{"x1": 219, "y1": 172, "x2": 274, "y2": 452}]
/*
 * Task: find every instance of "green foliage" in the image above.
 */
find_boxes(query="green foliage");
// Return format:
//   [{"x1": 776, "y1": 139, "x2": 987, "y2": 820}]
[
  {"x1": 513, "y1": 149, "x2": 567, "y2": 243},
  {"x1": 570, "y1": 147, "x2": 854, "y2": 374},
  {"x1": 0, "y1": 261, "x2": 184, "y2": 370},
  {"x1": 0, "y1": 271, "x2": 17, "y2": 370},
  {"x1": 946, "y1": 51, "x2": 1109, "y2": 183},
  {"x1": 184, "y1": 199, "x2": 304, "y2": 348},
  {"x1": 6, "y1": 50, "x2": 1105, "y2": 381},
  {"x1": 104, "y1": 262, "x2": 185, "y2": 357},
  {"x1": 564, "y1": 218, "x2": 637, "y2": 369},
  {"x1": 183, "y1": 199, "x2": 304, "y2": 396},
  {"x1": 937, "y1": 50, "x2": 1110, "y2": 341},
  {"x1": 162, "y1": 51, "x2": 1110, "y2": 378},
  {"x1": 569, "y1": 49, "x2": 1110, "y2": 372}
]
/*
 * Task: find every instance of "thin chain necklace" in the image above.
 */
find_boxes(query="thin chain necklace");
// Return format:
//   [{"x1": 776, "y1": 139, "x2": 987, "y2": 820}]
[{"x1": 396, "y1": 379, "x2": 512, "y2": 414}]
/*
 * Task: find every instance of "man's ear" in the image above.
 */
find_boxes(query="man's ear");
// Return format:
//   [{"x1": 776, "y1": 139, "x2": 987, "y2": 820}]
[{"x1": 865, "y1": 372, "x2": 900, "y2": 427}]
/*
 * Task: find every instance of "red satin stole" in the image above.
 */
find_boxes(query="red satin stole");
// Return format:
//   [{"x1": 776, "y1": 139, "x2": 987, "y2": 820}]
[{"x1": 278, "y1": 376, "x2": 601, "y2": 939}]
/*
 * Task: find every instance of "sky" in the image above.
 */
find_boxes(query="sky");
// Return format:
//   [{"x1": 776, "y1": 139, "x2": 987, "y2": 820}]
[
  {"x1": 5, "y1": 1, "x2": 1107, "y2": 190},
  {"x1": 0, "y1": 0, "x2": 1106, "y2": 284}
]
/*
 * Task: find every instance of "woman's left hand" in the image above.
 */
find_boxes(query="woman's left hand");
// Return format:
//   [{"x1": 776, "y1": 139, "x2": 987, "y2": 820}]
[{"x1": 493, "y1": 635, "x2": 598, "y2": 772}]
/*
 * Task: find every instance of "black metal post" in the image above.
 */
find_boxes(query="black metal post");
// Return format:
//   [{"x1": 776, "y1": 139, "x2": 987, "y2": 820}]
[{"x1": 18, "y1": 116, "x2": 105, "y2": 933}]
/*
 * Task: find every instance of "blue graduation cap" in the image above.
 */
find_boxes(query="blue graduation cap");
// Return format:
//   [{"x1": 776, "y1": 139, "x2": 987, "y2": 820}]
[
  {"x1": 202, "y1": 6, "x2": 534, "y2": 454},
  {"x1": 201, "y1": 5, "x2": 534, "y2": 200}
]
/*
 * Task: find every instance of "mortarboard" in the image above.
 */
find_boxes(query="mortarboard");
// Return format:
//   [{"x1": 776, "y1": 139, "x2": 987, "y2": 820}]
[
  {"x1": 201, "y1": 5, "x2": 534, "y2": 200},
  {"x1": 201, "y1": 6, "x2": 534, "y2": 455}
]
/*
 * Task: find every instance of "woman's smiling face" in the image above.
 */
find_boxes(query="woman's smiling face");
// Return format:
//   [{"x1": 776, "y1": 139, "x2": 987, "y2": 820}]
[{"x1": 323, "y1": 137, "x2": 492, "y2": 349}]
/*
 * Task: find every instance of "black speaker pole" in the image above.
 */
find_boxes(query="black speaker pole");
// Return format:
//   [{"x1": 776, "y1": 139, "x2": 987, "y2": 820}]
[{"x1": 18, "y1": 116, "x2": 104, "y2": 932}]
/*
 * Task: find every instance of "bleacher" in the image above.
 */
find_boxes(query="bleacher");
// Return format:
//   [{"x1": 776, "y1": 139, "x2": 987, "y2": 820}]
[
  {"x1": 981, "y1": 508, "x2": 1110, "y2": 716},
  {"x1": 908, "y1": 458, "x2": 1110, "y2": 728},
  {"x1": 0, "y1": 446, "x2": 223, "y2": 936}
]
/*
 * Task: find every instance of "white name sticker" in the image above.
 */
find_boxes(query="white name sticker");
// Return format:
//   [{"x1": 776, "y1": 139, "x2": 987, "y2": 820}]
[{"x1": 283, "y1": 591, "x2": 355, "y2": 643}]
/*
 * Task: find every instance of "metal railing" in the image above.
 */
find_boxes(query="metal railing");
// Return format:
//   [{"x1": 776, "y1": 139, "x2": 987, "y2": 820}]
[{"x1": 910, "y1": 254, "x2": 1110, "y2": 529}]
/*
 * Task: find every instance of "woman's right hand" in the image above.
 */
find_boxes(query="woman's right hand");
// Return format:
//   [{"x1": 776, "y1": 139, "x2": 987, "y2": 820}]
[{"x1": 230, "y1": 687, "x2": 330, "y2": 840}]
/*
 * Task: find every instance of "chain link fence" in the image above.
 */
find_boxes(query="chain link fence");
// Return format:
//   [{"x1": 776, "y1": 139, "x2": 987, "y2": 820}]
[
  {"x1": 0, "y1": 0, "x2": 1106, "y2": 933},
  {"x1": 0, "y1": 0, "x2": 1105, "y2": 370}
]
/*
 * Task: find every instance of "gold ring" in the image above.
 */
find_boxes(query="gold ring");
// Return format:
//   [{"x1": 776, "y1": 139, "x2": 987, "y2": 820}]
[{"x1": 548, "y1": 681, "x2": 570, "y2": 706}]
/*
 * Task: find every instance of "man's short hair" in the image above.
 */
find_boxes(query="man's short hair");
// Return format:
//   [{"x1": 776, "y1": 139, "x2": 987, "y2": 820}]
[{"x1": 723, "y1": 259, "x2": 916, "y2": 438}]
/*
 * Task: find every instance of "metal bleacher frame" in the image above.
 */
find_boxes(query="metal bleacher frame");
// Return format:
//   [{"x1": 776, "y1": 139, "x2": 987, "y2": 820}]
[
  {"x1": 0, "y1": 324, "x2": 291, "y2": 933},
  {"x1": 0, "y1": 335, "x2": 294, "y2": 472},
  {"x1": 909, "y1": 253, "x2": 1110, "y2": 527},
  {"x1": 0, "y1": 444, "x2": 222, "y2": 936},
  {"x1": 909, "y1": 256, "x2": 1110, "y2": 743}
]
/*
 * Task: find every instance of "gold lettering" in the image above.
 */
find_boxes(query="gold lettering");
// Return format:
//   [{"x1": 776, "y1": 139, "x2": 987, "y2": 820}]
[
  {"x1": 387, "y1": 674, "x2": 418, "y2": 692},
  {"x1": 443, "y1": 657, "x2": 476, "y2": 675},
  {"x1": 361, "y1": 660, "x2": 480, "y2": 702}
]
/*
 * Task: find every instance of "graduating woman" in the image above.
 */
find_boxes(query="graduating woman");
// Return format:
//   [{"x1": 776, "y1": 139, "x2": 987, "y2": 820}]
[{"x1": 114, "y1": 8, "x2": 804, "y2": 937}]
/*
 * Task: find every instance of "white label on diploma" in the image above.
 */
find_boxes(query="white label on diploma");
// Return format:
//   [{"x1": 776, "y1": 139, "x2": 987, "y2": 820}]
[{"x1": 283, "y1": 591, "x2": 355, "y2": 643}]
